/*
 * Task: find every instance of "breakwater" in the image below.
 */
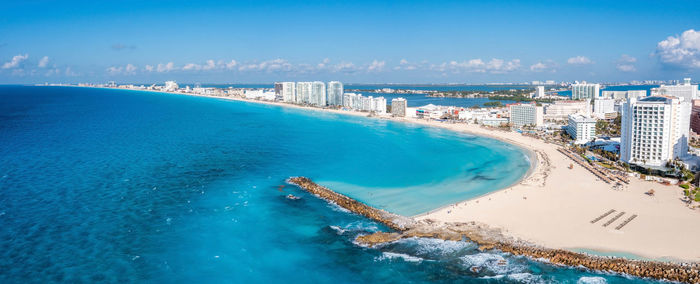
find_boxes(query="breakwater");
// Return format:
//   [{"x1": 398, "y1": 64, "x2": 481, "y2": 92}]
[{"x1": 288, "y1": 177, "x2": 700, "y2": 283}]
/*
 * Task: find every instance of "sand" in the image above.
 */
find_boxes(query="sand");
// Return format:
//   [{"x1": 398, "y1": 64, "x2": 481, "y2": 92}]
[{"x1": 86, "y1": 87, "x2": 700, "y2": 262}]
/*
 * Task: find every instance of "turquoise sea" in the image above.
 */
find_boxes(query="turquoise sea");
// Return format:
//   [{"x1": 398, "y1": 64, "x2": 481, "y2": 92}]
[{"x1": 0, "y1": 86, "x2": 661, "y2": 283}]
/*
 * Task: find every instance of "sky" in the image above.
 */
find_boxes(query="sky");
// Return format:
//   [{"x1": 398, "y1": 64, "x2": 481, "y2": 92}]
[{"x1": 1, "y1": 0, "x2": 700, "y2": 84}]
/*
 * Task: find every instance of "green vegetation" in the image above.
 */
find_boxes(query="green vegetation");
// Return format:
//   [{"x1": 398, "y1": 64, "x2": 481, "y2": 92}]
[
  {"x1": 695, "y1": 191, "x2": 700, "y2": 202},
  {"x1": 595, "y1": 115, "x2": 621, "y2": 136},
  {"x1": 684, "y1": 189, "x2": 691, "y2": 196},
  {"x1": 680, "y1": 184, "x2": 690, "y2": 189},
  {"x1": 483, "y1": 101, "x2": 502, "y2": 107}
]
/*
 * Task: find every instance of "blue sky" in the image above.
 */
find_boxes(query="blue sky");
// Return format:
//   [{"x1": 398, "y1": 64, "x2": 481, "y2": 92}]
[{"x1": 2, "y1": 0, "x2": 700, "y2": 84}]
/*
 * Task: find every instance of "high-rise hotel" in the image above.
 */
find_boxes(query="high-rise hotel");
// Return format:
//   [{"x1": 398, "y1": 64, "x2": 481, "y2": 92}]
[
  {"x1": 620, "y1": 96, "x2": 690, "y2": 168},
  {"x1": 571, "y1": 82, "x2": 600, "y2": 100},
  {"x1": 327, "y1": 81, "x2": 343, "y2": 106}
]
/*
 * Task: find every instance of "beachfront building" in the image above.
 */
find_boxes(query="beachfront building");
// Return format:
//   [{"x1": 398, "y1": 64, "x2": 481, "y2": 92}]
[
  {"x1": 509, "y1": 103, "x2": 543, "y2": 127},
  {"x1": 535, "y1": 86, "x2": 545, "y2": 98},
  {"x1": 651, "y1": 78, "x2": 698, "y2": 102},
  {"x1": 566, "y1": 114, "x2": 596, "y2": 144},
  {"x1": 342, "y1": 92, "x2": 358, "y2": 109},
  {"x1": 391, "y1": 98, "x2": 407, "y2": 117},
  {"x1": 481, "y1": 117, "x2": 509, "y2": 127},
  {"x1": 571, "y1": 82, "x2": 601, "y2": 100},
  {"x1": 371, "y1": 96, "x2": 387, "y2": 114},
  {"x1": 296, "y1": 82, "x2": 312, "y2": 104},
  {"x1": 310, "y1": 81, "x2": 326, "y2": 106},
  {"x1": 601, "y1": 90, "x2": 647, "y2": 100},
  {"x1": 620, "y1": 96, "x2": 691, "y2": 168},
  {"x1": 544, "y1": 100, "x2": 590, "y2": 120},
  {"x1": 327, "y1": 81, "x2": 343, "y2": 106},
  {"x1": 275, "y1": 82, "x2": 296, "y2": 103},
  {"x1": 164, "y1": 81, "x2": 178, "y2": 92},
  {"x1": 244, "y1": 90, "x2": 276, "y2": 101}
]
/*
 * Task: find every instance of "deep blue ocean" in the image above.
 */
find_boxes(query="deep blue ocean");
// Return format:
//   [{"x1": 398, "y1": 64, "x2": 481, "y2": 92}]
[{"x1": 0, "y1": 86, "x2": 661, "y2": 283}]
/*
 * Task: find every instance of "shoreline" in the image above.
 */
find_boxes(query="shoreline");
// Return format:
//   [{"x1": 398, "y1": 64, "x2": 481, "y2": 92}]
[{"x1": 63, "y1": 85, "x2": 700, "y2": 263}]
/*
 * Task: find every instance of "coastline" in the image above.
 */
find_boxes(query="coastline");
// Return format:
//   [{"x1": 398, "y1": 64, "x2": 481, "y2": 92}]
[{"x1": 65, "y1": 86, "x2": 700, "y2": 263}]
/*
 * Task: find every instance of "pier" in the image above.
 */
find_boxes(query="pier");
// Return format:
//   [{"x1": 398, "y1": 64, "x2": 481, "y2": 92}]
[{"x1": 288, "y1": 176, "x2": 700, "y2": 283}]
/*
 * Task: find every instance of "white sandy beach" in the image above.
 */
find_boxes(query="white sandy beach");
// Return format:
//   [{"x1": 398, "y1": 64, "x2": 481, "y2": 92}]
[{"x1": 99, "y1": 87, "x2": 700, "y2": 262}]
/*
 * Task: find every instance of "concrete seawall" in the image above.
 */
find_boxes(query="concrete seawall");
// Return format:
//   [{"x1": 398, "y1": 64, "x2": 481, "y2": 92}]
[{"x1": 288, "y1": 176, "x2": 700, "y2": 283}]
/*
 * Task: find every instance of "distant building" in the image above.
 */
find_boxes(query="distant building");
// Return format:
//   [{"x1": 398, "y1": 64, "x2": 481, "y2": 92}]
[
  {"x1": 327, "y1": 81, "x2": 343, "y2": 106},
  {"x1": 509, "y1": 103, "x2": 543, "y2": 127},
  {"x1": 391, "y1": 98, "x2": 407, "y2": 117},
  {"x1": 601, "y1": 90, "x2": 647, "y2": 100},
  {"x1": 535, "y1": 86, "x2": 545, "y2": 98},
  {"x1": 544, "y1": 100, "x2": 590, "y2": 120},
  {"x1": 296, "y1": 82, "x2": 312, "y2": 104},
  {"x1": 311, "y1": 81, "x2": 326, "y2": 106},
  {"x1": 567, "y1": 114, "x2": 597, "y2": 144},
  {"x1": 571, "y1": 82, "x2": 600, "y2": 100},
  {"x1": 651, "y1": 78, "x2": 698, "y2": 102},
  {"x1": 620, "y1": 96, "x2": 690, "y2": 168},
  {"x1": 164, "y1": 81, "x2": 178, "y2": 92}
]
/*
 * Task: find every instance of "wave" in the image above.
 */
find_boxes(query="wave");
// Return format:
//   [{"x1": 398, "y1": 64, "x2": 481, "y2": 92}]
[
  {"x1": 577, "y1": 276, "x2": 608, "y2": 284},
  {"x1": 375, "y1": 252, "x2": 424, "y2": 263}
]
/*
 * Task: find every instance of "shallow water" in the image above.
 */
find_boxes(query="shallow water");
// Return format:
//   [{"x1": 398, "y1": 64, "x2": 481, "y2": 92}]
[{"x1": 0, "y1": 86, "x2": 660, "y2": 283}]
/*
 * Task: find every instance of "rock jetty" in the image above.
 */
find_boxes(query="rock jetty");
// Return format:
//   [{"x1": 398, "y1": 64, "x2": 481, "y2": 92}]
[{"x1": 287, "y1": 176, "x2": 700, "y2": 283}]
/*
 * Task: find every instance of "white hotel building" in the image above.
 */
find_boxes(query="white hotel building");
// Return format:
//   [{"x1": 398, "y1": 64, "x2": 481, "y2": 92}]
[
  {"x1": 571, "y1": 82, "x2": 600, "y2": 100},
  {"x1": 566, "y1": 114, "x2": 596, "y2": 144},
  {"x1": 651, "y1": 78, "x2": 698, "y2": 102},
  {"x1": 620, "y1": 96, "x2": 690, "y2": 168},
  {"x1": 509, "y1": 103, "x2": 543, "y2": 127}
]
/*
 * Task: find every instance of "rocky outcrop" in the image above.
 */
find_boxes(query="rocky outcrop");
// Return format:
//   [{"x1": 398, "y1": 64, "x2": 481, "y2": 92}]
[{"x1": 287, "y1": 176, "x2": 700, "y2": 283}]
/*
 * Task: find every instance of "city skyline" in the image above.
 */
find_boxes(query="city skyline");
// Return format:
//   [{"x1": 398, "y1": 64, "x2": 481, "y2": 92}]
[{"x1": 2, "y1": 0, "x2": 700, "y2": 84}]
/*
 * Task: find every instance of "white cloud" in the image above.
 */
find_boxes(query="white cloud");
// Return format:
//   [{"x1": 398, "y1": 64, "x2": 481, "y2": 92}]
[
  {"x1": 182, "y1": 63, "x2": 201, "y2": 71},
  {"x1": 2, "y1": 54, "x2": 28, "y2": 69},
  {"x1": 38, "y1": 56, "x2": 49, "y2": 68},
  {"x1": 367, "y1": 60, "x2": 385, "y2": 72},
  {"x1": 567, "y1": 56, "x2": 592, "y2": 65},
  {"x1": 157, "y1": 62, "x2": 175, "y2": 72},
  {"x1": 656, "y1": 29, "x2": 700, "y2": 68},
  {"x1": 238, "y1": 59, "x2": 293, "y2": 72},
  {"x1": 125, "y1": 64, "x2": 137, "y2": 74},
  {"x1": 529, "y1": 60, "x2": 557, "y2": 73},
  {"x1": 616, "y1": 54, "x2": 637, "y2": 72},
  {"x1": 432, "y1": 58, "x2": 520, "y2": 74},
  {"x1": 106, "y1": 64, "x2": 138, "y2": 75},
  {"x1": 144, "y1": 65, "x2": 154, "y2": 72},
  {"x1": 106, "y1": 66, "x2": 122, "y2": 75},
  {"x1": 222, "y1": 60, "x2": 237, "y2": 70},
  {"x1": 399, "y1": 59, "x2": 408, "y2": 65}
]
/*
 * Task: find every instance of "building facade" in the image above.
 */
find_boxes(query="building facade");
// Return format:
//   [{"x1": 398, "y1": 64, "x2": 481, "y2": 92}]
[
  {"x1": 544, "y1": 100, "x2": 590, "y2": 120},
  {"x1": 601, "y1": 90, "x2": 647, "y2": 100},
  {"x1": 509, "y1": 103, "x2": 543, "y2": 127},
  {"x1": 651, "y1": 78, "x2": 698, "y2": 102},
  {"x1": 327, "y1": 81, "x2": 343, "y2": 106},
  {"x1": 620, "y1": 96, "x2": 690, "y2": 168},
  {"x1": 566, "y1": 114, "x2": 597, "y2": 144},
  {"x1": 391, "y1": 98, "x2": 407, "y2": 117},
  {"x1": 296, "y1": 82, "x2": 312, "y2": 104},
  {"x1": 571, "y1": 82, "x2": 600, "y2": 100},
  {"x1": 164, "y1": 81, "x2": 178, "y2": 92},
  {"x1": 691, "y1": 99, "x2": 700, "y2": 136},
  {"x1": 310, "y1": 81, "x2": 326, "y2": 106},
  {"x1": 593, "y1": 99, "x2": 615, "y2": 116},
  {"x1": 535, "y1": 86, "x2": 545, "y2": 98}
]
